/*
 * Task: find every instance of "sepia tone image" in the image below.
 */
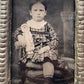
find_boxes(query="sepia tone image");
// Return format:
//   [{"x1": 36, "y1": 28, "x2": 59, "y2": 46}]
[{"x1": 12, "y1": 0, "x2": 75, "y2": 84}]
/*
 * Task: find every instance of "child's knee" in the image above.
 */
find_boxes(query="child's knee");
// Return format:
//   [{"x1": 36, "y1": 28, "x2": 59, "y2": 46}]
[{"x1": 43, "y1": 62, "x2": 54, "y2": 78}]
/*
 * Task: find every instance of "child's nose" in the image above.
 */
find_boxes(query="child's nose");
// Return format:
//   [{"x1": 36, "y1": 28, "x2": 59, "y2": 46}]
[{"x1": 37, "y1": 11, "x2": 41, "y2": 15}]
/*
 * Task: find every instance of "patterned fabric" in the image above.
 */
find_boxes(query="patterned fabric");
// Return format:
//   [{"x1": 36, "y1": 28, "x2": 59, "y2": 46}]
[{"x1": 14, "y1": 22, "x2": 58, "y2": 63}]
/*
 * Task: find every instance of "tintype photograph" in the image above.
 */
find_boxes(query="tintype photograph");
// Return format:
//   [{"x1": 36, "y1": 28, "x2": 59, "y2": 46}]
[{"x1": 12, "y1": 0, "x2": 75, "y2": 84}]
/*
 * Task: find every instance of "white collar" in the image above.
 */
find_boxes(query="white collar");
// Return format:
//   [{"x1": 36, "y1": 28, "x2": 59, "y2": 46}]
[{"x1": 27, "y1": 19, "x2": 47, "y2": 29}]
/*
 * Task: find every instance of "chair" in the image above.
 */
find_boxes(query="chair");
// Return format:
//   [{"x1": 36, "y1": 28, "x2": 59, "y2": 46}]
[{"x1": 18, "y1": 47, "x2": 74, "y2": 84}]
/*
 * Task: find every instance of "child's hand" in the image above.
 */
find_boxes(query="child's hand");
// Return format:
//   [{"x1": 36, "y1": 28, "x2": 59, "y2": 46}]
[
  {"x1": 15, "y1": 35, "x2": 26, "y2": 49},
  {"x1": 15, "y1": 41, "x2": 26, "y2": 49},
  {"x1": 14, "y1": 41, "x2": 21, "y2": 49},
  {"x1": 38, "y1": 46, "x2": 50, "y2": 54}
]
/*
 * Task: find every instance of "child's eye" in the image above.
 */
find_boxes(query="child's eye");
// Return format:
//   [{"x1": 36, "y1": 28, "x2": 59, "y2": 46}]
[
  {"x1": 40, "y1": 9, "x2": 44, "y2": 11},
  {"x1": 34, "y1": 9, "x2": 37, "y2": 11}
]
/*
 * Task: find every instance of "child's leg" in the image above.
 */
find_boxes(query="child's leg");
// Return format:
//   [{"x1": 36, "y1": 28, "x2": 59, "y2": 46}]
[
  {"x1": 26, "y1": 62, "x2": 43, "y2": 77},
  {"x1": 27, "y1": 70, "x2": 43, "y2": 78},
  {"x1": 43, "y1": 61, "x2": 54, "y2": 78},
  {"x1": 26, "y1": 61, "x2": 42, "y2": 69}
]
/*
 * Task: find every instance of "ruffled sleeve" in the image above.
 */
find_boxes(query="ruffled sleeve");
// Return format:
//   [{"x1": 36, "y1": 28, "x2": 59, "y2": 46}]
[{"x1": 13, "y1": 27, "x2": 23, "y2": 41}]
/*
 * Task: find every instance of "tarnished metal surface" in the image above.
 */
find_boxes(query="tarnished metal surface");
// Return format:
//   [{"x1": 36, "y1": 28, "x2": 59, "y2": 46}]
[
  {"x1": 75, "y1": 0, "x2": 84, "y2": 84},
  {"x1": 0, "y1": 0, "x2": 8, "y2": 84}
]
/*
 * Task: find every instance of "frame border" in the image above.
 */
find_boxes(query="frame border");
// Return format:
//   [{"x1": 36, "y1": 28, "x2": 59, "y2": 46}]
[
  {"x1": 0, "y1": 0, "x2": 9, "y2": 84},
  {"x1": 75, "y1": 0, "x2": 84, "y2": 84},
  {"x1": 0, "y1": 0, "x2": 84, "y2": 84}
]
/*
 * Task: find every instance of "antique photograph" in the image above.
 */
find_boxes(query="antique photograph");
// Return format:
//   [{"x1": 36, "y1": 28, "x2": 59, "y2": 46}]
[
  {"x1": 1, "y1": 0, "x2": 84, "y2": 84},
  {"x1": 12, "y1": 0, "x2": 75, "y2": 84}
]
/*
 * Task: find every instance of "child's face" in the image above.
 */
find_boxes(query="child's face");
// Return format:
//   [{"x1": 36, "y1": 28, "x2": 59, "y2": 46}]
[{"x1": 30, "y1": 2, "x2": 47, "y2": 22}]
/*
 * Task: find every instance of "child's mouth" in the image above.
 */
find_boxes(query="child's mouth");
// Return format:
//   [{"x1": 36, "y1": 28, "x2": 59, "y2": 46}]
[{"x1": 37, "y1": 16, "x2": 41, "y2": 18}]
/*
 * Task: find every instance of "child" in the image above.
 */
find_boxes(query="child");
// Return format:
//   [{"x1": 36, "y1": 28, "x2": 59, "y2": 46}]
[{"x1": 14, "y1": 1, "x2": 62, "y2": 79}]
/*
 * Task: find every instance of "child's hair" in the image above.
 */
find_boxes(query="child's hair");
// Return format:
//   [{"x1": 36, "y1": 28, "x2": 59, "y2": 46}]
[{"x1": 29, "y1": 1, "x2": 47, "y2": 11}]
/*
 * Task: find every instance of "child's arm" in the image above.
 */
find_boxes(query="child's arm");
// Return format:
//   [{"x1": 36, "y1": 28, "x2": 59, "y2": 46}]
[
  {"x1": 13, "y1": 27, "x2": 22, "y2": 41},
  {"x1": 13, "y1": 27, "x2": 23, "y2": 49},
  {"x1": 48, "y1": 23, "x2": 58, "y2": 50},
  {"x1": 13, "y1": 23, "x2": 28, "y2": 49},
  {"x1": 38, "y1": 24, "x2": 58, "y2": 54}
]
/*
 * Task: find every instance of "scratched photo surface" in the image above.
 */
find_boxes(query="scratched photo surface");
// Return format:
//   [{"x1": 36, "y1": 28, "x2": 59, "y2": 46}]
[{"x1": 11, "y1": 0, "x2": 75, "y2": 84}]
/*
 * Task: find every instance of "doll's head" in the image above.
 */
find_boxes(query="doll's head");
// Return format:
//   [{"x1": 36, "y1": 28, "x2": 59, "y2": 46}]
[{"x1": 29, "y1": 1, "x2": 47, "y2": 22}]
